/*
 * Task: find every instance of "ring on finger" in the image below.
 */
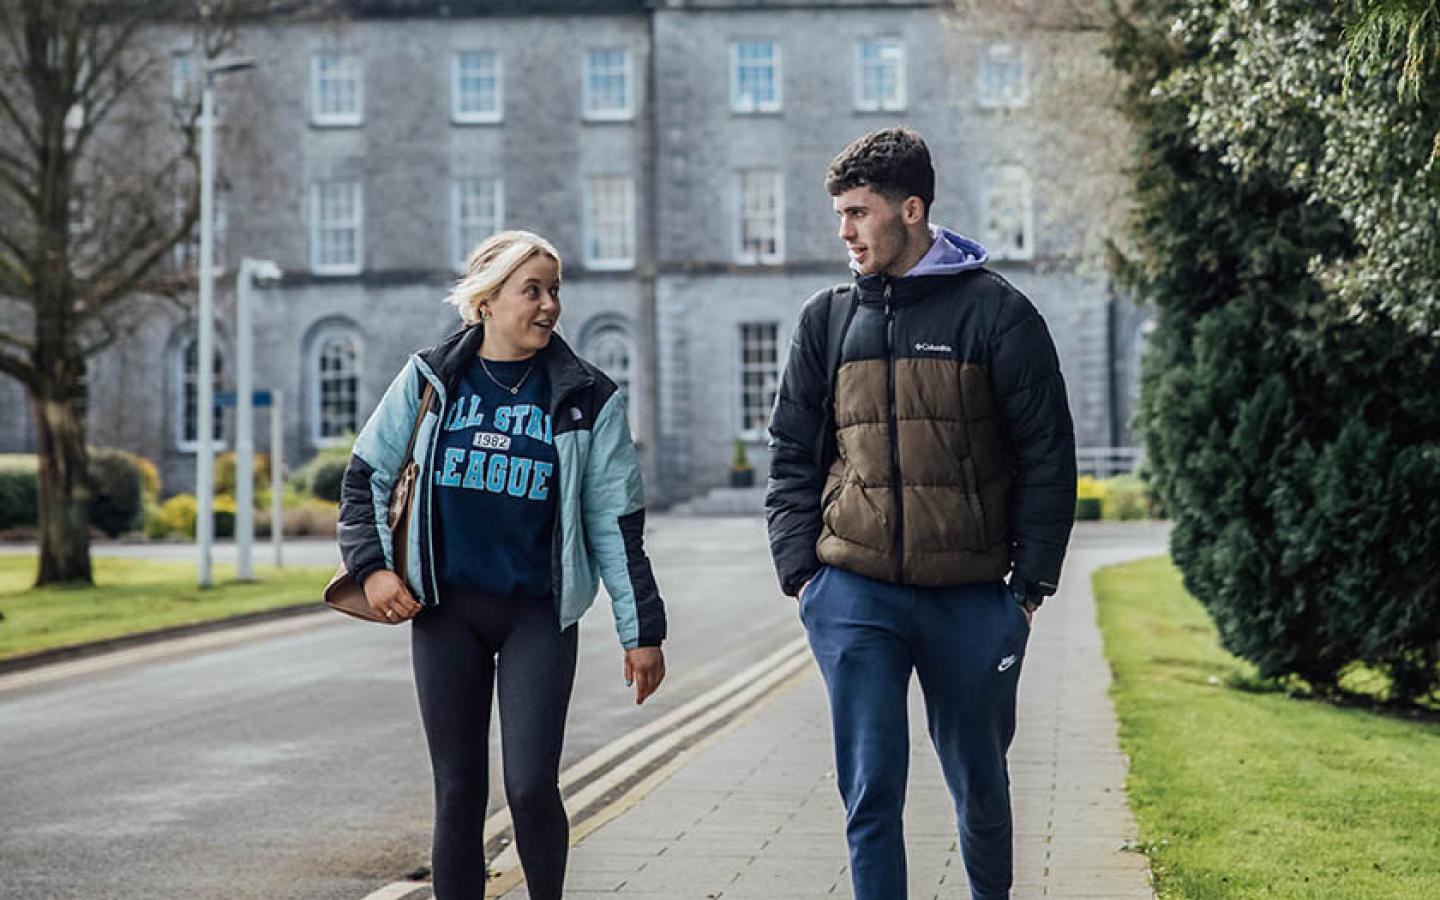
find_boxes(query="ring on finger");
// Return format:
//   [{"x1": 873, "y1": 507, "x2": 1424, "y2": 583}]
[{"x1": 385, "y1": 608, "x2": 397, "y2": 620}]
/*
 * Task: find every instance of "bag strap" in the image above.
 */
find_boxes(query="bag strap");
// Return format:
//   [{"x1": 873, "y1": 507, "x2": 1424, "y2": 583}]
[
  {"x1": 401, "y1": 382, "x2": 436, "y2": 467},
  {"x1": 825, "y1": 285, "x2": 858, "y2": 391},
  {"x1": 817, "y1": 285, "x2": 859, "y2": 469}
]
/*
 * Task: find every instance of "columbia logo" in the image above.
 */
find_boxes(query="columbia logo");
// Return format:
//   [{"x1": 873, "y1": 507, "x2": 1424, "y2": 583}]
[
  {"x1": 997, "y1": 654, "x2": 1018, "y2": 673},
  {"x1": 569, "y1": 408, "x2": 583, "y2": 422},
  {"x1": 915, "y1": 342, "x2": 954, "y2": 354}
]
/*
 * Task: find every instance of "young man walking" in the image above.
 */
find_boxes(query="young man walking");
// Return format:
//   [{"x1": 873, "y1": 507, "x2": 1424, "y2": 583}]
[{"x1": 765, "y1": 128, "x2": 1076, "y2": 900}]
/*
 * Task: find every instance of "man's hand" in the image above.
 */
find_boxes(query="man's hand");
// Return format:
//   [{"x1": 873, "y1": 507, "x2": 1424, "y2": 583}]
[
  {"x1": 624, "y1": 647, "x2": 666, "y2": 705},
  {"x1": 362, "y1": 570, "x2": 423, "y2": 624}
]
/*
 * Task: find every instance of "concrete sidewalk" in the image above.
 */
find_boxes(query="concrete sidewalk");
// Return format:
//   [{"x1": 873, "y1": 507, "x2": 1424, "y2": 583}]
[{"x1": 499, "y1": 543, "x2": 1157, "y2": 900}]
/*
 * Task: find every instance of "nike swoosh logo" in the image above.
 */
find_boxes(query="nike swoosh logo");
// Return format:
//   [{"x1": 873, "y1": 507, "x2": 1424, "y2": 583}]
[{"x1": 997, "y1": 654, "x2": 1017, "y2": 673}]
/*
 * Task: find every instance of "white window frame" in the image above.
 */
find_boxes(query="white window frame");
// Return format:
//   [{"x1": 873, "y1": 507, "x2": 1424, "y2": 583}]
[
  {"x1": 450, "y1": 177, "x2": 504, "y2": 272},
  {"x1": 174, "y1": 336, "x2": 225, "y2": 452},
  {"x1": 734, "y1": 170, "x2": 784, "y2": 266},
  {"x1": 582, "y1": 176, "x2": 636, "y2": 271},
  {"x1": 983, "y1": 164, "x2": 1035, "y2": 261},
  {"x1": 854, "y1": 38, "x2": 906, "y2": 112},
  {"x1": 583, "y1": 321, "x2": 640, "y2": 437},
  {"x1": 582, "y1": 47, "x2": 633, "y2": 122},
  {"x1": 730, "y1": 40, "x2": 782, "y2": 114},
  {"x1": 310, "y1": 53, "x2": 364, "y2": 126},
  {"x1": 978, "y1": 43, "x2": 1029, "y2": 110},
  {"x1": 309, "y1": 329, "x2": 363, "y2": 448},
  {"x1": 309, "y1": 181, "x2": 364, "y2": 276},
  {"x1": 737, "y1": 321, "x2": 780, "y2": 441},
  {"x1": 451, "y1": 50, "x2": 502, "y2": 124}
]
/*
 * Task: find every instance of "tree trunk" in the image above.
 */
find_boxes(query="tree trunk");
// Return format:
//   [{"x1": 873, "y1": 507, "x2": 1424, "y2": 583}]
[{"x1": 32, "y1": 381, "x2": 92, "y2": 586}]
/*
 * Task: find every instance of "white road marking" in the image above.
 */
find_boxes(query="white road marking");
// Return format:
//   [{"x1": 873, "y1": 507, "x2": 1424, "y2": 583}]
[
  {"x1": 357, "y1": 881, "x2": 430, "y2": 900},
  {"x1": 487, "y1": 638, "x2": 813, "y2": 879},
  {"x1": 360, "y1": 635, "x2": 813, "y2": 900}
]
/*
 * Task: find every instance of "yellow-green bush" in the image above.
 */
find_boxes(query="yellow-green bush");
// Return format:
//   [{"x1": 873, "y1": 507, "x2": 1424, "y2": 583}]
[
  {"x1": 1076, "y1": 475, "x2": 1105, "y2": 520},
  {"x1": 133, "y1": 455, "x2": 161, "y2": 502},
  {"x1": 144, "y1": 492, "x2": 240, "y2": 538},
  {"x1": 152, "y1": 494, "x2": 198, "y2": 537},
  {"x1": 214, "y1": 452, "x2": 271, "y2": 496},
  {"x1": 1101, "y1": 474, "x2": 1152, "y2": 521}
]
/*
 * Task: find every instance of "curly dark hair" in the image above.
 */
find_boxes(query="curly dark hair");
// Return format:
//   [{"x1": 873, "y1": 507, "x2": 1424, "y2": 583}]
[{"x1": 825, "y1": 128, "x2": 935, "y2": 215}]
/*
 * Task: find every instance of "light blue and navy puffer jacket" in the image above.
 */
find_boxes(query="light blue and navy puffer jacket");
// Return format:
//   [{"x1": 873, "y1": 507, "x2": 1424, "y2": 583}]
[{"x1": 337, "y1": 325, "x2": 666, "y2": 649}]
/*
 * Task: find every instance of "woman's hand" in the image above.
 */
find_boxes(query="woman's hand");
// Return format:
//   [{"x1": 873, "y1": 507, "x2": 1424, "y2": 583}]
[
  {"x1": 624, "y1": 647, "x2": 666, "y2": 705},
  {"x1": 362, "y1": 570, "x2": 423, "y2": 624}
]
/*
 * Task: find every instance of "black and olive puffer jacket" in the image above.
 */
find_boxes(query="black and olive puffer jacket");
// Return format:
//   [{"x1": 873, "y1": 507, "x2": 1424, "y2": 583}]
[{"x1": 765, "y1": 237, "x2": 1077, "y2": 600}]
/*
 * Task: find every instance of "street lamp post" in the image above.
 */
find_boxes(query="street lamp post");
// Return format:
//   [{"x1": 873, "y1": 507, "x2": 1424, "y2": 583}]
[
  {"x1": 195, "y1": 56, "x2": 255, "y2": 588},
  {"x1": 235, "y1": 258, "x2": 281, "y2": 582}
]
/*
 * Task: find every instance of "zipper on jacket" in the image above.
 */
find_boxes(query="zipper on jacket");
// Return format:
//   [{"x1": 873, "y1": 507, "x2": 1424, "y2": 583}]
[{"x1": 883, "y1": 282, "x2": 904, "y2": 583}]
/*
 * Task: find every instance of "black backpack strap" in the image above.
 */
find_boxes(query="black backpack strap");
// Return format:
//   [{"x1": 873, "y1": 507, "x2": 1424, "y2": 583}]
[
  {"x1": 818, "y1": 285, "x2": 859, "y2": 468},
  {"x1": 825, "y1": 285, "x2": 858, "y2": 389}
]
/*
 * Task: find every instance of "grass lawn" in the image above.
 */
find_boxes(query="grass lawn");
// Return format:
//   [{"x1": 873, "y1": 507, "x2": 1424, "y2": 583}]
[
  {"x1": 1094, "y1": 556, "x2": 1440, "y2": 900},
  {"x1": 0, "y1": 556, "x2": 334, "y2": 661}
]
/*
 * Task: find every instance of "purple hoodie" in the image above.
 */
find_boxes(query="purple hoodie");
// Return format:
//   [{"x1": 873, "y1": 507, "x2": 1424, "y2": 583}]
[{"x1": 850, "y1": 225, "x2": 990, "y2": 277}]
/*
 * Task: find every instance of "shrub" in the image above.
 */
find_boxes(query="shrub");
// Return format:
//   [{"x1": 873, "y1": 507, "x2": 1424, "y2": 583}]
[
  {"x1": 1076, "y1": 475, "x2": 1105, "y2": 521},
  {"x1": 214, "y1": 452, "x2": 271, "y2": 496},
  {"x1": 133, "y1": 456, "x2": 161, "y2": 502},
  {"x1": 141, "y1": 500, "x2": 169, "y2": 540},
  {"x1": 213, "y1": 494, "x2": 236, "y2": 539},
  {"x1": 308, "y1": 458, "x2": 347, "y2": 503},
  {"x1": 1101, "y1": 474, "x2": 1151, "y2": 521},
  {"x1": 0, "y1": 457, "x2": 39, "y2": 532},
  {"x1": 291, "y1": 443, "x2": 352, "y2": 501},
  {"x1": 285, "y1": 500, "x2": 339, "y2": 537},
  {"x1": 154, "y1": 494, "x2": 198, "y2": 538},
  {"x1": 87, "y1": 447, "x2": 148, "y2": 538},
  {"x1": 1114, "y1": 3, "x2": 1440, "y2": 700},
  {"x1": 0, "y1": 450, "x2": 159, "y2": 538}
]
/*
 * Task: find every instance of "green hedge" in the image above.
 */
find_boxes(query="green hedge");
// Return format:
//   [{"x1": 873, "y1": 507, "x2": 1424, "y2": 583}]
[
  {"x1": 0, "y1": 449, "x2": 155, "y2": 537},
  {"x1": 0, "y1": 458, "x2": 38, "y2": 532}
]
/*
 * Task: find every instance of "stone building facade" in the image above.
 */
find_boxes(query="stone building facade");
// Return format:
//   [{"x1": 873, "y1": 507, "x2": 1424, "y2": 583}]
[{"x1": 0, "y1": 0, "x2": 1145, "y2": 505}]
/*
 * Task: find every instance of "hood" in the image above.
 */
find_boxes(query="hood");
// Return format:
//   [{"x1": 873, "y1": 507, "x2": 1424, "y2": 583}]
[{"x1": 850, "y1": 225, "x2": 989, "y2": 278}]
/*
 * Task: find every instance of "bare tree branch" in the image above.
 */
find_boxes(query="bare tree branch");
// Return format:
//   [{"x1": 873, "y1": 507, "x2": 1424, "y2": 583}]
[
  {"x1": 0, "y1": 68, "x2": 41, "y2": 154},
  {"x1": 0, "y1": 147, "x2": 41, "y2": 210},
  {"x1": 76, "y1": 311, "x2": 121, "y2": 357},
  {"x1": 0, "y1": 226, "x2": 33, "y2": 270},
  {"x1": 0, "y1": 346, "x2": 35, "y2": 386},
  {"x1": 79, "y1": 217, "x2": 189, "y2": 315},
  {"x1": 0, "y1": 246, "x2": 33, "y2": 293},
  {"x1": 68, "y1": 14, "x2": 149, "y2": 155},
  {"x1": 0, "y1": 330, "x2": 35, "y2": 354}
]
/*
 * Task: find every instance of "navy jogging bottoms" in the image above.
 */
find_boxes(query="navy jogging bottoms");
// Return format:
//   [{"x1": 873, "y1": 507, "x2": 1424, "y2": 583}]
[{"x1": 800, "y1": 564, "x2": 1031, "y2": 900}]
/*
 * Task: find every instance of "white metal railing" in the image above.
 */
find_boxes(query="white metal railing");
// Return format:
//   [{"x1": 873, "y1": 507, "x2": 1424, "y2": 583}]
[{"x1": 1076, "y1": 446, "x2": 1143, "y2": 479}]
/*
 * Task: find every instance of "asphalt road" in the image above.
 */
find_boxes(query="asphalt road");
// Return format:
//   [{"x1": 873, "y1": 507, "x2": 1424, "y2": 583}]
[{"x1": 0, "y1": 518, "x2": 1170, "y2": 900}]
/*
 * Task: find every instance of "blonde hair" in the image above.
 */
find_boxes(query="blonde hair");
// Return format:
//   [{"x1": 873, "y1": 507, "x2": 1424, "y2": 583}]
[{"x1": 444, "y1": 230, "x2": 563, "y2": 326}]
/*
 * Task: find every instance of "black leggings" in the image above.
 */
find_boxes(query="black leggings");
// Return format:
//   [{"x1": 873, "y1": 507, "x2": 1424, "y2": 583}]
[{"x1": 411, "y1": 588, "x2": 578, "y2": 900}]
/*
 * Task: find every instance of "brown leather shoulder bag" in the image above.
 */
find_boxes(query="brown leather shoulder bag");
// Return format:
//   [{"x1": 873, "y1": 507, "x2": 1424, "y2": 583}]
[{"x1": 322, "y1": 382, "x2": 436, "y2": 624}]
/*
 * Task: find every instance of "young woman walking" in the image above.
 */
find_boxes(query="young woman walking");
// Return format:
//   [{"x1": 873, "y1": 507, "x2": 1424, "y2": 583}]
[{"x1": 338, "y1": 230, "x2": 667, "y2": 899}]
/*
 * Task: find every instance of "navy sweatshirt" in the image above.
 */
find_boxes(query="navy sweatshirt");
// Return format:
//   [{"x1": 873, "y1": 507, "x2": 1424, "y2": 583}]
[{"x1": 431, "y1": 356, "x2": 558, "y2": 599}]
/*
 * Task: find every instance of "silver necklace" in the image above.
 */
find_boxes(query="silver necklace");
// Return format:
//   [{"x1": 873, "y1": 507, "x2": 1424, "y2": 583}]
[{"x1": 479, "y1": 356, "x2": 537, "y2": 395}]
